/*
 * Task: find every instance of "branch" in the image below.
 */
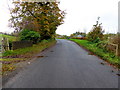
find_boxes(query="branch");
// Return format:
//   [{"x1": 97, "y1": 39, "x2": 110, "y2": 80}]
[{"x1": 27, "y1": 9, "x2": 40, "y2": 21}]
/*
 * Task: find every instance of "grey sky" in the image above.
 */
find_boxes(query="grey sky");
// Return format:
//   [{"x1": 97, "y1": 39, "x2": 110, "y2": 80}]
[
  {"x1": 0, "y1": 0, "x2": 119, "y2": 35},
  {"x1": 56, "y1": 0, "x2": 119, "y2": 35}
]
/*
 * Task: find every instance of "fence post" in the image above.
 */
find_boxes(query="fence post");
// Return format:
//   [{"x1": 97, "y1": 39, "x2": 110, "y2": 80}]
[
  {"x1": 1, "y1": 37, "x2": 5, "y2": 53},
  {"x1": 118, "y1": 43, "x2": 120, "y2": 56},
  {"x1": 116, "y1": 44, "x2": 118, "y2": 56},
  {"x1": 117, "y1": 34, "x2": 120, "y2": 56},
  {"x1": 6, "y1": 38, "x2": 9, "y2": 51}
]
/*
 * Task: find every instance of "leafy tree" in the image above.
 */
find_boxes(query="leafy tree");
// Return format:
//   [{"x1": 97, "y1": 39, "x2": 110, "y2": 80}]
[
  {"x1": 19, "y1": 29, "x2": 40, "y2": 44},
  {"x1": 87, "y1": 17, "x2": 104, "y2": 43},
  {"x1": 70, "y1": 31, "x2": 86, "y2": 38},
  {"x1": 9, "y1": 1, "x2": 65, "y2": 40}
]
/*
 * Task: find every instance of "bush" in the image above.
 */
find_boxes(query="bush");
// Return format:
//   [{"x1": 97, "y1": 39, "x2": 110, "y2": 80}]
[
  {"x1": 109, "y1": 34, "x2": 120, "y2": 56},
  {"x1": 97, "y1": 40, "x2": 108, "y2": 49},
  {"x1": 19, "y1": 29, "x2": 40, "y2": 44},
  {"x1": 109, "y1": 35, "x2": 120, "y2": 45},
  {"x1": 87, "y1": 17, "x2": 104, "y2": 43}
]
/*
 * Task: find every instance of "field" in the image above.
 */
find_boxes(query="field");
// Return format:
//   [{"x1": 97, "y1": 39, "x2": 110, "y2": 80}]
[{"x1": 0, "y1": 34, "x2": 17, "y2": 42}]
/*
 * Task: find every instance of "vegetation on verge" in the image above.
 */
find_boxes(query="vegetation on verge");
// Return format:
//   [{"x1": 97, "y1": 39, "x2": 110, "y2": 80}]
[
  {"x1": 1, "y1": 39, "x2": 56, "y2": 75},
  {"x1": 69, "y1": 39, "x2": 120, "y2": 68},
  {"x1": 1, "y1": 1, "x2": 65, "y2": 75},
  {"x1": 87, "y1": 17, "x2": 104, "y2": 43},
  {"x1": 19, "y1": 29, "x2": 41, "y2": 44}
]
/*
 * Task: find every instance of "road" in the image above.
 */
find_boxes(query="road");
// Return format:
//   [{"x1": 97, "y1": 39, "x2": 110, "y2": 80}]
[{"x1": 3, "y1": 39, "x2": 118, "y2": 88}]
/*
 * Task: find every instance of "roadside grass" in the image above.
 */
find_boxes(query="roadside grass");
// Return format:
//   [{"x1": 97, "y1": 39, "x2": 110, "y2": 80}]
[
  {"x1": 69, "y1": 39, "x2": 120, "y2": 68},
  {"x1": 1, "y1": 39, "x2": 56, "y2": 75},
  {"x1": 0, "y1": 58, "x2": 26, "y2": 62},
  {"x1": 0, "y1": 34, "x2": 17, "y2": 42},
  {"x1": 3, "y1": 39, "x2": 56, "y2": 57}
]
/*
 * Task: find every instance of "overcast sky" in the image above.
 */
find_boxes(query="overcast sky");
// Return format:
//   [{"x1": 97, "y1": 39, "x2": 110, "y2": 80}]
[
  {"x1": 57, "y1": 0, "x2": 119, "y2": 35},
  {"x1": 0, "y1": 0, "x2": 119, "y2": 35}
]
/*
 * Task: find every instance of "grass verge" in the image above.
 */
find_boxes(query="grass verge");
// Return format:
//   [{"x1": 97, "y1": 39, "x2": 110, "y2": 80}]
[
  {"x1": 1, "y1": 39, "x2": 56, "y2": 75},
  {"x1": 69, "y1": 39, "x2": 120, "y2": 69}
]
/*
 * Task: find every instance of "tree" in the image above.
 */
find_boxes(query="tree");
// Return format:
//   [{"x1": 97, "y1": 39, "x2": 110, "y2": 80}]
[
  {"x1": 87, "y1": 17, "x2": 104, "y2": 43},
  {"x1": 9, "y1": 1, "x2": 65, "y2": 40},
  {"x1": 70, "y1": 31, "x2": 86, "y2": 38}
]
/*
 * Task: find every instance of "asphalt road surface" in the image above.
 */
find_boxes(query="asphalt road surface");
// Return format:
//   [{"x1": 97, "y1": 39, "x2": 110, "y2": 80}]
[{"x1": 3, "y1": 39, "x2": 118, "y2": 88}]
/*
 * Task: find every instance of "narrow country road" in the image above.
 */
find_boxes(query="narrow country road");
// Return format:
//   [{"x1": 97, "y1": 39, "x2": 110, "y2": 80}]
[{"x1": 3, "y1": 39, "x2": 118, "y2": 88}]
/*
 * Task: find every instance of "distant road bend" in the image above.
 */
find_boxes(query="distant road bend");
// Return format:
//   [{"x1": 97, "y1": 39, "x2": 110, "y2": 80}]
[{"x1": 3, "y1": 39, "x2": 118, "y2": 88}]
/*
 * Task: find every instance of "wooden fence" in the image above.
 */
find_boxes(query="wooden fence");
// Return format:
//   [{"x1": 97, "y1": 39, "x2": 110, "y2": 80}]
[
  {"x1": 108, "y1": 43, "x2": 119, "y2": 56},
  {"x1": 108, "y1": 36, "x2": 120, "y2": 56}
]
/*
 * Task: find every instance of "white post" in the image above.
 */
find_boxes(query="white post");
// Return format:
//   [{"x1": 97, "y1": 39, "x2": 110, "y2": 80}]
[{"x1": 7, "y1": 38, "x2": 9, "y2": 50}]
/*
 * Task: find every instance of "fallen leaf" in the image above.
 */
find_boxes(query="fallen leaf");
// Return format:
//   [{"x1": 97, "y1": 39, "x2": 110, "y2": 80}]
[{"x1": 100, "y1": 62, "x2": 105, "y2": 65}]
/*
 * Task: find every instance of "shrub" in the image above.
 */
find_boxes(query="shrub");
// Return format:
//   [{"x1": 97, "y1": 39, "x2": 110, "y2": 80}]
[
  {"x1": 109, "y1": 34, "x2": 120, "y2": 56},
  {"x1": 109, "y1": 35, "x2": 120, "y2": 45},
  {"x1": 87, "y1": 17, "x2": 104, "y2": 43},
  {"x1": 19, "y1": 29, "x2": 40, "y2": 44}
]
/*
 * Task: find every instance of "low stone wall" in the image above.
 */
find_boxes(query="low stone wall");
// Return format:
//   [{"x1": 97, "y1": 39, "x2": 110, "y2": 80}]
[{"x1": 12, "y1": 41, "x2": 33, "y2": 50}]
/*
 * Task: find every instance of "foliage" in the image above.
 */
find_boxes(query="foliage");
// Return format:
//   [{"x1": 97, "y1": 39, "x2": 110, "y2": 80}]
[
  {"x1": 19, "y1": 29, "x2": 40, "y2": 44},
  {"x1": 0, "y1": 34, "x2": 17, "y2": 42},
  {"x1": 2, "y1": 39, "x2": 56, "y2": 75},
  {"x1": 96, "y1": 40, "x2": 108, "y2": 51},
  {"x1": 87, "y1": 17, "x2": 104, "y2": 43},
  {"x1": 3, "y1": 39, "x2": 56, "y2": 57},
  {"x1": 109, "y1": 34, "x2": 120, "y2": 56},
  {"x1": 70, "y1": 31, "x2": 86, "y2": 38},
  {"x1": 9, "y1": 2, "x2": 65, "y2": 40},
  {"x1": 61, "y1": 35, "x2": 69, "y2": 39},
  {"x1": 2, "y1": 64, "x2": 16, "y2": 75},
  {"x1": 109, "y1": 34, "x2": 120, "y2": 45},
  {"x1": 103, "y1": 33, "x2": 116, "y2": 40},
  {"x1": 70, "y1": 39, "x2": 120, "y2": 68}
]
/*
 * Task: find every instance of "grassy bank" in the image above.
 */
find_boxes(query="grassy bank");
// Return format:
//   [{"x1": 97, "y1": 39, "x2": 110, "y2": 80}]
[
  {"x1": 1, "y1": 39, "x2": 56, "y2": 75},
  {"x1": 0, "y1": 34, "x2": 17, "y2": 42},
  {"x1": 69, "y1": 39, "x2": 120, "y2": 68}
]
